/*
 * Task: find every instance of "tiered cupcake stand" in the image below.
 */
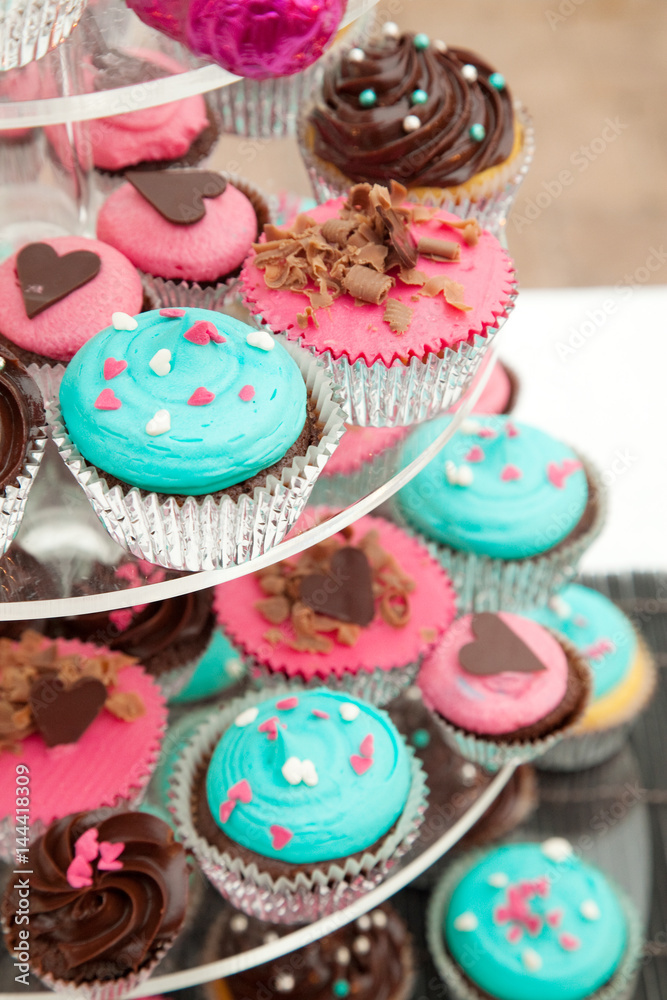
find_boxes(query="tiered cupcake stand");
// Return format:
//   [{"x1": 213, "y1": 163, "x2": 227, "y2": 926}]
[{"x1": 0, "y1": 1, "x2": 529, "y2": 995}]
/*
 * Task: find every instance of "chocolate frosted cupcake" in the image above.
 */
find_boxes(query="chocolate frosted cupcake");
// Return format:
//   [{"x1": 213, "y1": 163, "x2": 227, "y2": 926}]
[
  {"x1": 204, "y1": 902, "x2": 414, "y2": 1000},
  {"x1": 300, "y1": 25, "x2": 534, "y2": 229},
  {"x1": 0, "y1": 353, "x2": 46, "y2": 555},
  {"x1": 2, "y1": 810, "x2": 188, "y2": 999}
]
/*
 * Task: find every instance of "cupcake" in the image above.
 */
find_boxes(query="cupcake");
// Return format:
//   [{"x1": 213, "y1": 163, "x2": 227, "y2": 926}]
[
  {"x1": 418, "y1": 612, "x2": 591, "y2": 769},
  {"x1": 203, "y1": 902, "x2": 414, "y2": 1000},
  {"x1": 396, "y1": 415, "x2": 605, "y2": 612},
  {"x1": 51, "y1": 307, "x2": 345, "y2": 570},
  {"x1": 0, "y1": 631, "x2": 167, "y2": 856},
  {"x1": 170, "y1": 687, "x2": 427, "y2": 922},
  {"x1": 0, "y1": 62, "x2": 43, "y2": 183},
  {"x1": 451, "y1": 353, "x2": 519, "y2": 415},
  {"x1": 241, "y1": 183, "x2": 517, "y2": 426},
  {"x1": 428, "y1": 839, "x2": 643, "y2": 1000},
  {"x1": 2, "y1": 810, "x2": 188, "y2": 998},
  {"x1": 0, "y1": 0, "x2": 86, "y2": 70},
  {"x1": 524, "y1": 585, "x2": 657, "y2": 770},
  {"x1": 170, "y1": 629, "x2": 246, "y2": 705},
  {"x1": 0, "y1": 353, "x2": 46, "y2": 555},
  {"x1": 0, "y1": 235, "x2": 145, "y2": 403},
  {"x1": 310, "y1": 423, "x2": 409, "y2": 506},
  {"x1": 300, "y1": 25, "x2": 534, "y2": 231},
  {"x1": 213, "y1": 512, "x2": 457, "y2": 704},
  {"x1": 96, "y1": 168, "x2": 270, "y2": 309}
]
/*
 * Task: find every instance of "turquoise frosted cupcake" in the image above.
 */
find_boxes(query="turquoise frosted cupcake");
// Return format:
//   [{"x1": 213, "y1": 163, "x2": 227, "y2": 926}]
[
  {"x1": 170, "y1": 630, "x2": 246, "y2": 705},
  {"x1": 428, "y1": 839, "x2": 642, "y2": 1000},
  {"x1": 170, "y1": 687, "x2": 427, "y2": 922},
  {"x1": 395, "y1": 415, "x2": 605, "y2": 611}
]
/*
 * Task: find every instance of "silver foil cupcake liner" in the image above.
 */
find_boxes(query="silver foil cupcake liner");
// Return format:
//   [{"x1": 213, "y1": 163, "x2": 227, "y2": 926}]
[
  {"x1": 427, "y1": 638, "x2": 592, "y2": 772},
  {"x1": 27, "y1": 360, "x2": 64, "y2": 410},
  {"x1": 0, "y1": 413, "x2": 47, "y2": 556},
  {"x1": 49, "y1": 342, "x2": 347, "y2": 571},
  {"x1": 427, "y1": 848, "x2": 644, "y2": 1000},
  {"x1": 299, "y1": 103, "x2": 535, "y2": 238},
  {"x1": 308, "y1": 428, "x2": 407, "y2": 507},
  {"x1": 22, "y1": 940, "x2": 173, "y2": 1000},
  {"x1": 422, "y1": 456, "x2": 607, "y2": 613},
  {"x1": 536, "y1": 636, "x2": 657, "y2": 772},
  {"x1": 248, "y1": 658, "x2": 421, "y2": 708},
  {"x1": 0, "y1": 0, "x2": 86, "y2": 70},
  {"x1": 169, "y1": 686, "x2": 428, "y2": 924}
]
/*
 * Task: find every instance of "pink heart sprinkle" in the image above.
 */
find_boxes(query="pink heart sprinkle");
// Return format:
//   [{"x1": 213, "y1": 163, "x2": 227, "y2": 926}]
[
  {"x1": 188, "y1": 386, "x2": 215, "y2": 406},
  {"x1": 560, "y1": 933, "x2": 581, "y2": 951},
  {"x1": 546, "y1": 910, "x2": 563, "y2": 928},
  {"x1": 109, "y1": 608, "x2": 134, "y2": 632},
  {"x1": 137, "y1": 559, "x2": 158, "y2": 575},
  {"x1": 478, "y1": 427, "x2": 496, "y2": 439},
  {"x1": 219, "y1": 800, "x2": 236, "y2": 824},
  {"x1": 465, "y1": 446, "x2": 485, "y2": 463},
  {"x1": 501, "y1": 464, "x2": 522, "y2": 482},
  {"x1": 148, "y1": 569, "x2": 166, "y2": 585},
  {"x1": 103, "y1": 357, "x2": 128, "y2": 380},
  {"x1": 350, "y1": 754, "x2": 373, "y2": 776},
  {"x1": 184, "y1": 320, "x2": 217, "y2": 345},
  {"x1": 270, "y1": 825, "x2": 293, "y2": 851},
  {"x1": 228, "y1": 779, "x2": 252, "y2": 804},
  {"x1": 312, "y1": 710, "x2": 329, "y2": 719},
  {"x1": 67, "y1": 854, "x2": 93, "y2": 888},
  {"x1": 276, "y1": 697, "x2": 299, "y2": 711},
  {"x1": 98, "y1": 840, "x2": 124, "y2": 871},
  {"x1": 209, "y1": 328, "x2": 226, "y2": 343},
  {"x1": 160, "y1": 308, "x2": 185, "y2": 318},
  {"x1": 506, "y1": 926, "x2": 523, "y2": 944},
  {"x1": 547, "y1": 459, "x2": 583, "y2": 489},
  {"x1": 359, "y1": 734, "x2": 374, "y2": 758},
  {"x1": 116, "y1": 564, "x2": 139, "y2": 584},
  {"x1": 132, "y1": 603, "x2": 148, "y2": 615},
  {"x1": 506, "y1": 421, "x2": 520, "y2": 438},
  {"x1": 258, "y1": 717, "x2": 279, "y2": 740},
  {"x1": 95, "y1": 388, "x2": 121, "y2": 410},
  {"x1": 74, "y1": 827, "x2": 99, "y2": 862},
  {"x1": 239, "y1": 384, "x2": 255, "y2": 402}
]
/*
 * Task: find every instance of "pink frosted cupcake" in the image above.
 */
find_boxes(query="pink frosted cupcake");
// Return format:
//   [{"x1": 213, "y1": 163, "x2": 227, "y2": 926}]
[
  {"x1": 450, "y1": 353, "x2": 519, "y2": 415},
  {"x1": 0, "y1": 631, "x2": 167, "y2": 859},
  {"x1": 310, "y1": 423, "x2": 409, "y2": 506},
  {"x1": 97, "y1": 168, "x2": 270, "y2": 309},
  {"x1": 214, "y1": 512, "x2": 457, "y2": 704},
  {"x1": 241, "y1": 183, "x2": 516, "y2": 425},
  {"x1": 0, "y1": 235, "x2": 145, "y2": 404}
]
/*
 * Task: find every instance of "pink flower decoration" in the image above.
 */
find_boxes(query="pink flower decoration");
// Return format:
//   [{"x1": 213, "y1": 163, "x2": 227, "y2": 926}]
[
  {"x1": 98, "y1": 840, "x2": 124, "y2": 871},
  {"x1": 95, "y1": 388, "x2": 122, "y2": 410},
  {"x1": 350, "y1": 754, "x2": 373, "y2": 776},
  {"x1": 103, "y1": 357, "x2": 128, "y2": 380},
  {"x1": 239, "y1": 385, "x2": 255, "y2": 402},
  {"x1": 270, "y1": 825, "x2": 293, "y2": 851}
]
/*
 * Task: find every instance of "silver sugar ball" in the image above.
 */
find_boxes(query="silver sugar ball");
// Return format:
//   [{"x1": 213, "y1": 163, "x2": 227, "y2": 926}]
[
  {"x1": 382, "y1": 21, "x2": 400, "y2": 40},
  {"x1": 462, "y1": 64, "x2": 478, "y2": 83}
]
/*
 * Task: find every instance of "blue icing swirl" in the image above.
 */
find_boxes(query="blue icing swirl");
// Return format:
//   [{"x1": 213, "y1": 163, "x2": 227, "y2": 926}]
[
  {"x1": 397, "y1": 416, "x2": 588, "y2": 559},
  {"x1": 59, "y1": 308, "x2": 307, "y2": 495},
  {"x1": 206, "y1": 689, "x2": 411, "y2": 863},
  {"x1": 170, "y1": 630, "x2": 245, "y2": 704},
  {"x1": 524, "y1": 585, "x2": 636, "y2": 700},
  {"x1": 445, "y1": 842, "x2": 627, "y2": 1000}
]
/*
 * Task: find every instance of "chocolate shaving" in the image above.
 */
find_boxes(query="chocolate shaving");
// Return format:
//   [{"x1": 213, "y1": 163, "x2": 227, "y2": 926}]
[
  {"x1": 377, "y1": 206, "x2": 419, "y2": 270},
  {"x1": 421, "y1": 275, "x2": 473, "y2": 312},
  {"x1": 342, "y1": 264, "x2": 393, "y2": 305},
  {"x1": 398, "y1": 268, "x2": 428, "y2": 286},
  {"x1": 435, "y1": 216, "x2": 482, "y2": 246},
  {"x1": 321, "y1": 218, "x2": 355, "y2": 247},
  {"x1": 383, "y1": 299, "x2": 413, "y2": 334},
  {"x1": 417, "y1": 237, "x2": 461, "y2": 261}
]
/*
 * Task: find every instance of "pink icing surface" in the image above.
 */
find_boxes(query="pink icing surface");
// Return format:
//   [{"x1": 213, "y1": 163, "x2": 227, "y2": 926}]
[
  {"x1": 0, "y1": 638, "x2": 166, "y2": 827},
  {"x1": 418, "y1": 613, "x2": 569, "y2": 736},
  {"x1": 44, "y1": 50, "x2": 210, "y2": 171},
  {"x1": 450, "y1": 353, "x2": 514, "y2": 415},
  {"x1": 97, "y1": 182, "x2": 258, "y2": 282},
  {"x1": 241, "y1": 198, "x2": 516, "y2": 366},
  {"x1": 214, "y1": 514, "x2": 457, "y2": 680},
  {"x1": 0, "y1": 236, "x2": 144, "y2": 362},
  {"x1": 322, "y1": 424, "x2": 409, "y2": 478}
]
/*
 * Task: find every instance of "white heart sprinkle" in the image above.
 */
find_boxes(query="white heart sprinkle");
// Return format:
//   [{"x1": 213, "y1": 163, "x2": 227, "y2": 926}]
[
  {"x1": 145, "y1": 409, "x2": 171, "y2": 436},
  {"x1": 522, "y1": 949, "x2": 543, "y2": 972},
  {"x1": 460, "y1": 419, "x2": 481, "y2": 435},
  {"x1": 487, "y1": 872, "x2": 509, "y2": 888},
  {"x1": 235, "y1": 707, "x2": 258, "y2": 727},
  {"x1": 301, "y1": 759, "x2": 318, "y2": 787},
  {"x1": 580, "y1": 899, "x2": 601, "y2": 921},
  {"x1": 454, "y1": 912, "x2": 478, "y2": 932},
  {"x1": 340, "y1": 703, "x2": 360, "y2": 722},
  {"x1": 246, "y1": 329, "x2": 275, "y2": 352},
  {"x1": 149, "y1": 348, "x2": 172, "y2": 377},
  {"x1": 541, "y1": 837, "x2": 573, "y2": 863},
  {"x1": 281, "y1": 756, "x2": 319, "y2": 787},
  {"x1": 445, "y1": 461, "x2": 473, "y2": 487},
  {"x1": 112, "y1": 311, "x2": 138, "y2": 331}
]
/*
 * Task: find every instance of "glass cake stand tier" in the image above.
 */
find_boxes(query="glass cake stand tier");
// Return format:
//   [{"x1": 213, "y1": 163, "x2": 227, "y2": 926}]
[{"x1": 0, "y1": 0, "x2": 380, "y2": 128}]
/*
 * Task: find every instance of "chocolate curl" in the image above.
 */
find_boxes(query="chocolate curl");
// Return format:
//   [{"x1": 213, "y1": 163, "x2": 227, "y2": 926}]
[
  {"x1": 435, "y1": 216, "x2": 482, "y2": 245},
  {"x1": 352, "y1": 243, "x2": 388, "y2": 271},
  {"x1": 383, "y1": 299, "x2": 413, "y2": 334},
  {"x1": 398, "y1": 268, "x2": 428, "y2": 286},
  {"x1": 377, "y1": 206, "x2": 419, "y2": 270},
  {"x1": 342, "y1": 264, "x2": 394, "y2": 305},
  {"x1": 389, "y1": 180, "x2": 409, "y2": 206},
  {"x1": 380, "y1": 587, "x2": 411, "y2": 627},
  {"x1": 417, "y1": 237, "x2": 461, "y2": 261},
  {"x1": 444, "y1": 279, "x2": 473, "y2": 312},
  {"x1": 320, "y1": 218, "x2": 355, "y2": 247}
]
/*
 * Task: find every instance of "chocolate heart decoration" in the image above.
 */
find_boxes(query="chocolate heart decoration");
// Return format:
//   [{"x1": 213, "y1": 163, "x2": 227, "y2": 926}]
[
  {"x1": 17, "y1": 243, "x2": 101, "y2": 319},
  {"x1": 29, "y1": 674, "x2": 107, "y2": 747},
  {"x1": 458, "y1": 613, "x2": 547, "y2": 676},
  {"x1": 300, "y1": 547, "x2": 374, "y2": 627},
  {"x1": 126, "y1": 170, "x2": 228, "y2": 225}
]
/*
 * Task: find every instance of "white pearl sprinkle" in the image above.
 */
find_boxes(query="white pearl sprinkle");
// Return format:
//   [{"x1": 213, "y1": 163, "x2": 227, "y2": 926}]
[
  {"x1": 264, "y1": 931, "x2": 279, "y2": 943},
  {"x1": 462, "y1": 63, "x2": 478, "y2": 83},
  {"x1": 457, "y1": 465, "x2": 474, "y2": 486},
  {"x1": 354, "y1": 935, "x2": 371, "y2": 955},
  {"x1": 406, "y1": 685, "x2": 422, "y2": 701},
  {"x1": 348, "y1": 47, "x2": 365, "y2": 62},
  {"x1": 335, "y1": 946, "x2": 351, "y2": 965},
  {"x1": 382, "y1": 21, "x2": 400, "y2": 40},
  {"x1": 487, "y1": 872, "x2": 509, "y2": 888},
  {"x1": 235, "y1": 707, "x2": 258, "y2": 727},
  {"x1": 403, "y1": 114, "x2": 421, "y2": 133},
  {"x1": 230, "y1": 914, "x2": 248, "y2": 933},
  {"x1": 433, "y1": 39, "x2": 447, "y2": 53},
  {"x1": 356, "y1": 914, "x2": 372, "y2": 932},
  {"x1": 580, "y1": 899, "x2": 601, "y2": 921},
  {"x1": 541, "y1": 837, "x2": 573, "y2": 863},
  {"x1": 246, "y1": 329, "x2": 275, "y2": 352},
  {"x1": 522, "y1": 949, "x2": 543, "y2": 972},
  {"x1": 340, "y1": 702, "x2": 360, "y2": 722},
  {"x1": 226, "y1": 657, "x2": 244, "y2": 678},
  {"x1": 460, "y1": 762, "x2": 478, "y2": 785},
  {"x1": 111, "y1": 311, "x2": 138, "y2": 331},
  {"x1": 454, "y1": 912, "x2": 478, "y2": 932},
  {"x1": 145, "y1": 408, "x2": 170, "y2": 436},
  {"x1": 275, "y1": 973, "x2": 295, "y2": 992},
  {"x1": 371, "y1": 909, "x2": 388, "y2": 928},
  {"x1": 548, "y1": 595, "x2": 572, "y2": 620},
  {"x1": 149, "y1": 348, "x2": 171, "y2": 377}
]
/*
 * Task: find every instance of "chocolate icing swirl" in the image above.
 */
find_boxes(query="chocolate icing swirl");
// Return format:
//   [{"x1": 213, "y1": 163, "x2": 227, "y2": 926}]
[
  {"x1": 2, "y1": 811, "x2": 188, "y2": 984},
  {"x1": 310, "y1": 35, "x2": 515, "y2": 187},
  {"x1": 0, "y1": 355, "x2": 43, "y2": 492}
]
